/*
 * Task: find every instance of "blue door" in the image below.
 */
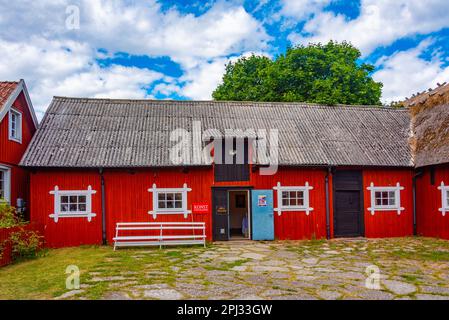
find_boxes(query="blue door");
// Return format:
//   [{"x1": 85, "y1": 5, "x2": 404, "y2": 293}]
[{"x1": 251, "y1": 190, "x2": 274, "y2": 240}]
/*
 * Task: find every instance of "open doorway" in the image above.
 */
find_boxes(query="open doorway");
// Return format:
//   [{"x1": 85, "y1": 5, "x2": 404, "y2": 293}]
[{"x1": 228, "y1": 190, "x2": 250, "y2": 240}]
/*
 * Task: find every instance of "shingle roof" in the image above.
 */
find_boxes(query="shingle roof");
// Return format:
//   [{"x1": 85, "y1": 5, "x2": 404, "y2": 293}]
[
  {"x1": 20, "y1": 97, "x2": 414, "y2": 168},
  {"x1": 0, "y1": 81, "x2": 19, "y2": 113}
]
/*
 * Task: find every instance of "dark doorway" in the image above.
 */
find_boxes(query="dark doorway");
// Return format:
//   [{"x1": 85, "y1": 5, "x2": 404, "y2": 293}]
[
  {"x1": 228, "y1": 190, "x2": 250, "y2": 239},
  {"x1": 333, "y1": 170, "x2": 364, "y2": 237},
  {"x1": 212, "y1": 188, "x2": 251, "y2": 241}
]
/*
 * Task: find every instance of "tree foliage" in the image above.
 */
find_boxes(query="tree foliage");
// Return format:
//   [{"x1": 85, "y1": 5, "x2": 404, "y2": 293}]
[{"x1": 213, "y1": 41, "x2": 383, "y2": 105}]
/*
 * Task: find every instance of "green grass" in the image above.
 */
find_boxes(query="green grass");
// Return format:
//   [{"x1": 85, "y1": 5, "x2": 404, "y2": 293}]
[{"x1": 0, "y1": 245, "x2": 206, "y2": 300}]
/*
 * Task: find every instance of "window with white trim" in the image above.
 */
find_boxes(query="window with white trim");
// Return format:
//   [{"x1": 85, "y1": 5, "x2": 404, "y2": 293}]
[
  {"x1": 49, "y1": 186, "x2": 97, "y2": 222},
  {"x1": 438, "y1": 182, "x2": 449, "y2": 217},
  {"x1": 148, "y1": 183, "x2": 192, "y2": 219},
  {"x1": 9, "y1": 109, "x2": 22, "y2": 143},
  {"x1": 0, "y1": 167, "x2": 11, "y2": 202},
  {"x1": 367, "y1": 182, "x2": 404, "y2": 215},
  {"x1": 273, "y1": 182, "x2": 313, "y2": 216}
]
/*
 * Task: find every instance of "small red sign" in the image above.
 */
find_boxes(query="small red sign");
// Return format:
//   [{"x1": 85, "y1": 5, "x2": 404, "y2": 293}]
[{"x1": 192, "y1": 203, "x2": 209, "y2": 214}]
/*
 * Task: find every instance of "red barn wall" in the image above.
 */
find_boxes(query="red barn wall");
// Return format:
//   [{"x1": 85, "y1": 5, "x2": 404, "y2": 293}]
[
  {"x1": 29, "y1": 166, "x2": 415, "y2": 247},
  {"x1": 30, "y1": 170, "x2": 103, "y2": 248},
  {"x1": 0, "y1": 91, "x2": 36, "y2": 207},
  {"x1": 362, "y1": 168, "x2": 414, "y2": 238},
  {"x1": 416, "y1": 164, "x2": 449, "y2": 240}
]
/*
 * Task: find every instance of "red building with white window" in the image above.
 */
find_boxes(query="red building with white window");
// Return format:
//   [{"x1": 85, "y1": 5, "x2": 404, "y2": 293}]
[
  {"x1": 0, "y1": 80, "x2": 38, "y2": 215},
  {"x1": 20, "y1": 97, "x2": 418, "y2": 247}
]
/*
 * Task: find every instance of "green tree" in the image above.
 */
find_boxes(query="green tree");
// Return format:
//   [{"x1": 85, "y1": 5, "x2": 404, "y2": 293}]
[{"x1": 212, "y1": 41, "x2": 383, "y2": 105}]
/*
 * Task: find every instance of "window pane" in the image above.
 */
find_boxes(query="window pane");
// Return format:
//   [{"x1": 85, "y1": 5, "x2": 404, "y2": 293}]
[
  {"x1": 388, "y1": 191, "x2": 395, "y2": 199},
  {"x1": 158, "y1": 201, "x2": 166, "y2": 209},
  {"x1": 298, "y1": 198, "x2": 304, "y2": 206},
  {"x1": 61, "y1": 196, "x2": 69, "y2": 204},
  {"x1": 166, "y1": 201, "x2": 174, "y2": 209},
  {"x1": 78, "y1": 204, "x2": 86, "y2": 212},
  {"x1": 446, "y1": 191, "x2": 449, "y2": 207},
  {"x1": 175, "y1": 193, "x2": 182, "y2": 200},
  {"x1": 375, "y1": 198, "x2": 382, "y2": 206},
  {"x1": 61, "y1": 204, "x2": 69, "y2": 212},
  {"x1": 282, "y1": 199, "x2": 289, "y2": 206},
  {"x1": 175, "y1": 201, "x2": 182, "y2": 208},
  {"x1": 382, "y1": 198, "x2": 388, "y2": 206},
  {"x1": 78, "y1": 196, "x2": 86, "y2": 203},
  {"x1": 69, "y1": 196, "x2": 77, "y2": 203},
  {"x1": 166, "y1": 193, "x2": 174, "y2": 201},
  {"x1": 69, "y1": 204, "x2": 77, "y2": 211},
  {"x1": 389, "y1": 198, "x2": 396, "y2": 206},
  {"x1": 381, "y1": 192, "x2": 388, "y2": 199},
  {"x1": 290, "y1": 198, "x2": 297, "y2": 206},
  {"x1": 282, "y1": 191, "x2": 289, "y2": 199},
  {"x1": 158, "y1": 193, "x2": 165, "y2": 201},
  {"x1": 289, "y1": 191, "x2": 296, "y2": 198}
]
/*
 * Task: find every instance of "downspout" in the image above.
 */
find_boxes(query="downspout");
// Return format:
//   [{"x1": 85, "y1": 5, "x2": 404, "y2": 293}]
[
  {"x1": 99, "y1": 168, "x2": 107, "y2": 245},
  {"x1": 412, "y1": 170, "x2": 423, "y2": 236},
  {"x1": 325, "y1": 166, "x2": 332, "y2": 240}
]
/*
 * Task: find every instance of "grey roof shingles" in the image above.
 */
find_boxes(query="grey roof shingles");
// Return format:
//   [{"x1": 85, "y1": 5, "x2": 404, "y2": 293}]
[{"x1": 20, "y1": 97, "x2": 414, "y2": 168}]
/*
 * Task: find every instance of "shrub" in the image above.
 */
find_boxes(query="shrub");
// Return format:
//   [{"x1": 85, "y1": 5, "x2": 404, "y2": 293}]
[
  {"x1": 0, "y1": 202, "x2": 23, "y2": 228},
  {"x1": 9, "y1": 229, "x2": 44, "y2": 260}
]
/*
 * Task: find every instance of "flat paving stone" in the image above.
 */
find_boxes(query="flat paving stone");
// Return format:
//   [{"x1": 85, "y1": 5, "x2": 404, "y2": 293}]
[
  {"x1": 383, "y1": 280, "x2": 417, "y2": 295},
  {"x1": 317, "y1": 290, "x2": 342, "y2": 300},
  {"x1": 102, "y1": 291, "x2": 132, "y2": 300},
  {"x1": 241, "y1": 252, "x2": 266, "y2": 260},
  {"x1": 143, "y1": 289, "x2": 184, "y2": 300},
  {"x1": 416, "y1": 294, "x2": 449, "y2": 300},
  {"x1": 55, "y1": 290, "x2": 84, "y2": 300}
]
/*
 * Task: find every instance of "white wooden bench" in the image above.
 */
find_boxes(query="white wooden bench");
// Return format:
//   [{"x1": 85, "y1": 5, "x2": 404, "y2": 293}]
[{"x1": 113, "y1": 222, "x2": 206, "y2": 250}]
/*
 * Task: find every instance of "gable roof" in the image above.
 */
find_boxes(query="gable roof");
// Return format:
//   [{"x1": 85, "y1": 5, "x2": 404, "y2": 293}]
[
  {"x1": 20, "y1": 97, "x2": 413, "y2": 169},
  {"x1": 403, "y1": 82, "x2": 449, "y2": 168},
  {"x1": 0, "y1": 79, "x2": 39, "y2": 129}
]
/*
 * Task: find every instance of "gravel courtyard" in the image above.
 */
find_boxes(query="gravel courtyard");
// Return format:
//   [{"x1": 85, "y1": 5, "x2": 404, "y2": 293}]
[{"x1": 1, "y1": 237, "x2": 449, "y2": 300}]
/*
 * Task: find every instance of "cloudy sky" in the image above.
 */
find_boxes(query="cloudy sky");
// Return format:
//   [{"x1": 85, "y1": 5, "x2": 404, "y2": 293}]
[{"x1": 1, "y1": 0, "x2": 449, "y2": 118}]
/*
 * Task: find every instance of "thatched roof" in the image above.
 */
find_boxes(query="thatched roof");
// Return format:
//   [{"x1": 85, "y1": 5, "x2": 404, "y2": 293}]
[{"x1": 404, "y1": 82, "x2": 449, "y2": 168}]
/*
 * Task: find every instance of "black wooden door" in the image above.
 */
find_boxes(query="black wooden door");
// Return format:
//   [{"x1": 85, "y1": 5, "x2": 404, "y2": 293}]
[
  {"x1": 333, "y1": 171, "x2": 364, "y2": 237},
  {"x1": 212, "y1": 189, "x2": 229, "y2": 241}
]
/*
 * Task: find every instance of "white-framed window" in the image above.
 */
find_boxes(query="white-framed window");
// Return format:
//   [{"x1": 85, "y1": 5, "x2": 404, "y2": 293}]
[
  {"x1": 367, "y1": 182, "x2": 404, "y2": 215},
  {"x1": 148, "y1": 183, "x2": 192, "y2": 219},
  {"x1": 273, "y1": 182, "x2": 313, "y2": 216},
  {"x1": 438, "y1": 182, "x2": 449, "y2": 217},
  {"x1": 49, "y1": 185, "x2": 97, "y2": 222},
  {"x1": 8, "y1": 109, "x2": 22, "y2": 143},
  {"x1": 0, "y1": 166, "x2": 11, "y2": 203}
]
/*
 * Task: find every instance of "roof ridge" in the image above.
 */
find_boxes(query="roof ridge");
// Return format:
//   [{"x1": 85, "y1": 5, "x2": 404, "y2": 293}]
[{"x1": 51, "y1": 96, "x2": 403, "y2": 111}]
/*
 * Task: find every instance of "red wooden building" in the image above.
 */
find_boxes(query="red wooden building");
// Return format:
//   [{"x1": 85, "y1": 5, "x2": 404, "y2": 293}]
[
  {"x1": 21, "y1": 97, "x2": 417, "y2": 247},
  {"x1": 404, "y1": 84, "x2": 449, "y2": 240},
  {"x1": 0, "y1": 80, "x2": 38, "y2": 215}
]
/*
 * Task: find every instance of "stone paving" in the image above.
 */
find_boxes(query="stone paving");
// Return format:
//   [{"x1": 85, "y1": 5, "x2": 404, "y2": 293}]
[{"x1": 60, "y1": 238, "x2": 449, "y2": 300}]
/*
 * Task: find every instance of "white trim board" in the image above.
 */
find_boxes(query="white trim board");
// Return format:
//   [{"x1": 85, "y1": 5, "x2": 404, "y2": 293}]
[{"x1": 0, "y1": 79, "x2": 38, "y2": 129}]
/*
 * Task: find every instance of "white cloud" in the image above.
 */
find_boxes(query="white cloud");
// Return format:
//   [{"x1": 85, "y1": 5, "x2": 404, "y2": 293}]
[
  {"x1": 281, "y1": 0, "x2": 332, "y2": 21},
  {"x1": 0, "y1": 0, "x2": 270, "y2": 114},
  {"x1": 373, "y1": 39, "x2": 449, "y2": 103},
  {"x1": 0, "y1": 38, "x2": 163, "y2": 118},
  {"x1": 290, "y1": 0, "x2": 449, "y2": 55}
]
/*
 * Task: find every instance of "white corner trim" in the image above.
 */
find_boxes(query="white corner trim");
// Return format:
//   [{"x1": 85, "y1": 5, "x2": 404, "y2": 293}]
[
  {"x1": 367, "y1": 182, "x2": 405, "y2": 216},
  {"x1": 273, "y1": 181, "x2": 314, "y2": 216},
  {"x1": 0, "y1": 80, "x2": 38, "y2": 129},
  {"x1": 0, "y1": 164, "x2": 11, "y2": 203},
  {"x1": 49, "y1": 185, "x2": 97, "y2": 223},
  {"x1": 148, "y1": 183, "x2": 192, "y2": 219},
  {"x1": 438, "y1": 182, "x2": 449, "y2": 217}
]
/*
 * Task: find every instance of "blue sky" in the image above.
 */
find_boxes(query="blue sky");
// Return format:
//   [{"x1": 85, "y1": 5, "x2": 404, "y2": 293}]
[{"x1": 1, "y1": 0, "x2": 449, "y2": 118}]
